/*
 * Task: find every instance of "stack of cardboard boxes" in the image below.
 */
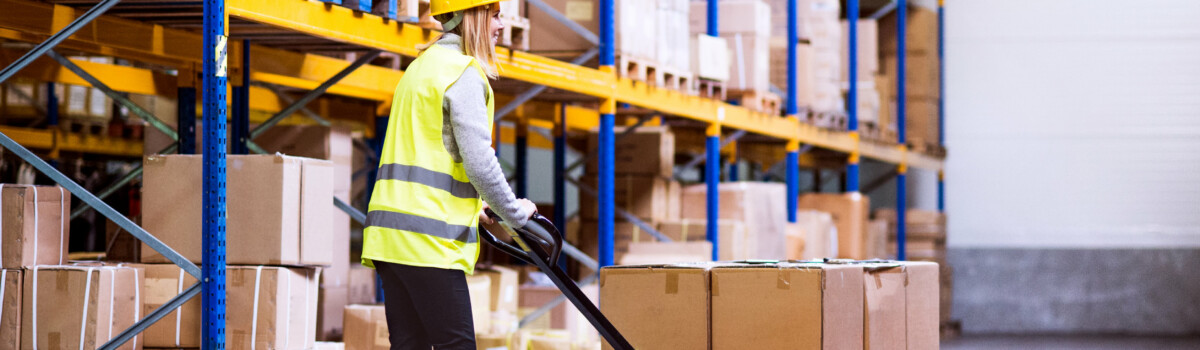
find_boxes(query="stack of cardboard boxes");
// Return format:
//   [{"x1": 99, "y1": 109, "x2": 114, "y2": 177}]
[
  {"x1": 841, "y1": 19, "x2": 890, "y2": 140},
  {"x1": 679, "y1": 182, "x2": 789, "y2": 261},
  {"x1": 766, "y1": 0, "x2": 843, "y2": 118},
  {"x1": 880, "y1": 5, "x2": 942, "y2": 148},
  {"x1": 691, "y1": 0, "x2": 779, "y2": 112},
  {"x1": 600, "y1": 260, "x2": 940, "y2": 349}
]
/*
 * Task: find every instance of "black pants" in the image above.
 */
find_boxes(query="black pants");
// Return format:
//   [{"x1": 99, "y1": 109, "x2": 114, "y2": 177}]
[{"x1": 375, "y1": 261, "x2": 476, "y2": 350}]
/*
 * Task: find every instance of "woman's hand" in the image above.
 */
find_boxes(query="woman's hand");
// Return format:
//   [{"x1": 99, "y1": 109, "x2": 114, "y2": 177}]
[
  {"x1": 479, "y1": 202, "x2": 494, "y2": 225},
  {"x1": 517, "y1": 198, "x2": 537, "y2": 219}
]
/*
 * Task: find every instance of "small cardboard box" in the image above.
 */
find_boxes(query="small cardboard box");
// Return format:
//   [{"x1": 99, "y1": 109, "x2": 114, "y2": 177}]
[
  {"x1": 1, "y1": 185, "x2": 70, "y2": 268},
  {"x1": 21, "y1": 265, "x2": 144, "y2": 350},
  {"x1": 798, "y1": 192, "x2": 871, "y2": 259},
  {"x1": 586, "y1": 126, "x2": 676, "y2": 178},
  {"x1": 141, "y1": 154, "x2": 334, "y2": 266},
  {"x1": 344, "y1": 304, "x2": 388, "y2": 350},
  {"x1": 599, "y1": 264, "x2": 712, "y2": 350},
  {"x1": 710, "y1": 262, "x2": 864, "y2": 349},
  {"x1": 1, "y1": 269, "x2": 22, "y2": 349}
]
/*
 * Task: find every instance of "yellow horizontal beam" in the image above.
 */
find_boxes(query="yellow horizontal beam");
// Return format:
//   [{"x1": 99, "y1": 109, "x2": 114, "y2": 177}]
[{"x1": 0, "y1": 126, "x2": 142, "y2": 157}]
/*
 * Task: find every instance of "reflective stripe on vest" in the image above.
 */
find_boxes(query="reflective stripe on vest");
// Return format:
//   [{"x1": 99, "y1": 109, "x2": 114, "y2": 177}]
[{"x1": 360, "y1": 44, "x2": 494, "y2": 274}]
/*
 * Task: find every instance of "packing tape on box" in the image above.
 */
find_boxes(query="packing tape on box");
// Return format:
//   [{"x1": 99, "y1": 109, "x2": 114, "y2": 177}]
[
  {"x1": 664, "y1": 271, "x2": 679, "y2": 295},
  {"x1": 283, "y1": 268, "x2": 293, "y2": 350},
  {"x1": 31, "y1": 267, "x2": 38, "y2": 349},
  {"x1": 710, "y1": 270, "x2": 719, "y2": 297},
  {"x1": 117, "y1": 263, "x2": 141, "y2": 350},
  {"x1": 777, "y1": 268, "x2": 791, "y2": 290},
  {"x1": 251, "y1": 266, "x2": 263, "y2": 350},
  {"x1": 108, "y1": 269, "x2": 116, "y2": 341},
  {"x1": 0, "y1": 269, "x2": 6, "y2": 328},
  {"x1": 175, "y1": 267, "x2": 184, "y2": 347}
]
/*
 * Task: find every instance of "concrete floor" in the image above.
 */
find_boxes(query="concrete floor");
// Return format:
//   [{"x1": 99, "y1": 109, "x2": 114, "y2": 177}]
[{"x1": 942, "y1": 335, "x2": 1200, "y2": 350}]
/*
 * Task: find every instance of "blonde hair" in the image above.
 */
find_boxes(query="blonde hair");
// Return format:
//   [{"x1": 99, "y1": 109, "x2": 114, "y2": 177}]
[{"x1": 421, "y1": 4, "x2": 499, "y2": 79}]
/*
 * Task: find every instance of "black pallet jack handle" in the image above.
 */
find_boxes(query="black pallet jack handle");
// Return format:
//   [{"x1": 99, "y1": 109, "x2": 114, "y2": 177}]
[{"x1": 479, "y1": 209, "x2": 634, "y2": 350}]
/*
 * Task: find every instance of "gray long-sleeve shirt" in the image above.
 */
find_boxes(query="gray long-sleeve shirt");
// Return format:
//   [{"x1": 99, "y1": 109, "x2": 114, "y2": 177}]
[{"x1": 436, "y1": 34, "x2": 533, "y2": 228}]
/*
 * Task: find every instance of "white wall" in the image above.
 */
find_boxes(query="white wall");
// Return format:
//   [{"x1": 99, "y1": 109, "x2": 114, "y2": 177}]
[{"x1": 945, "y1": 0, "x2": 1200, "y2": 248}]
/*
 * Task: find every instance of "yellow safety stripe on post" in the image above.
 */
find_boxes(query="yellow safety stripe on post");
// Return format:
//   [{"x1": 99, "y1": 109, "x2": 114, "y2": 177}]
[
  {"x1": 786, "y1": 139, "x2": 801, "y2": 152},
  {"x1": 848, "y1": 131, "x2": 861, "y2": 164},
  {"x1": 706, "y1": 123, "x2": 721, "y2": 137}
]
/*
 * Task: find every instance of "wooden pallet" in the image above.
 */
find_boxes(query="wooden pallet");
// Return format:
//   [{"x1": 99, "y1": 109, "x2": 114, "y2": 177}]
[
  {"x1": 909, "y1": 137, "x2": 947, "y2": 158},
  {"x1": 499, "y1": 17, "x2": 530, "y2": 51},
  {"x1": 652, "y1": 66, "x2": 696, "y2": 94},
  {"x1": 60, "y1": 116, "x2": 110, "y2": 135},
  {"x1": 617, "y1": 55, "x2": 653, "y2": 84},
  {"x1": 859, "y1": 120, "x2": 897, "y2": 143},
  {"x1": 727, "y1": 89, "x2": 781, "y2": 114},
  {"x1": 697, "y1": 79, "x2": 726, "y2": 100},
  {"x1": 808, "y1": 110, "x2": 848, "y2": 130}
]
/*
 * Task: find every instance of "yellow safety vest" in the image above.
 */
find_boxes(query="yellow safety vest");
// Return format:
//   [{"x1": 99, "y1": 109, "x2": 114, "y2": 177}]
[{"x1": 361, "y1": 44, "x2": 494, "y2": 274}]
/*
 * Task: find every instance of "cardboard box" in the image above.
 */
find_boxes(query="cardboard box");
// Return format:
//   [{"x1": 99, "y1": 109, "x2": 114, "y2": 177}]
[
  {"x1": 691, "y1": 34, "x2": 731, "y2": 81},
  {"x1": 586, "y1": 126, "x2": 675, "y2": 178},
  {"x1": 254, "y1": 125, "x2": 354, "y2": 194},
  {"x1": 655, "y1": 3, "x2": 691, "y2": 72},
  {"x1": 862, "y1": 263, "x2": 908, "y2": 349},
  {"x1": 1, "y1": 185, "x2": 71, "y2": 268},
  {"x1": 879, "y1": 7, "x2": 939, "y2": 55},
  {"x1": 710, "y1": 263, "x2": 864, "y2": 349},
  {"x1": 21, "y1": 265, "x2": 144, "y2": 350},
  {"x1": 344, "y1": 304, "x2": 388, "y2": 350},
  {"x1": 883, "y1": 53, "x2": 940, "y2": 99},
  {"x1": 529, "y1": 0, "x2": 656, "y2": 59},
  {"x1": 1, "y1": 269, "x2": 22, "y2": 350},
  {"x1": 578, "y1": 175, "x2": 680, "y2": 222},
  {"x1": 655, "y1": 219, "x2": 746, "y2": 261},
  {"x1": 866, "y1": 218, "x2": 891, "y2": 260},
  {"x1": 765, "y1": 0, "x2": 840, "y2": 39},
  {"x1": 720, "y1": 33, "x2": 770, "y2": 92},
  {"x1": 797, "y1": 193, "x2": 870, "y2": 259},
  {"x1": 792, "y1": 210, "x2": 836, "y2": 260},
  {"x1": 784, "y1": 223, "x2": 806, "y2": 260},
  {"x1": 771, "y1": 41, "x2": 842, "y2": 113},
  {"x1": 318, "y1": 285, "x2": 349, "y2": 341},
  {"x1": 518, "y1": 284, "x2": 569, "y2": 330},
  {"x1": 467, "y1": 274, "x2": 493, "y2": 335},
  {"x1": 563, "y1": 284, "x2": 600, "y2": 348},
  {"x1": 905, "y1": 262, "x2": 941, "y2": 350},
  {"x1": 618, "y1": 241, "x2": 712, "y2": 265},
  {"x1": 840, "y1": 19, "x2": 880, "y2": 82},
  {"x1": 681, "y1": 182, "x2": 788, "y2": 260},
  {"x1": 132, "y1": 264, "x2": 319, "y2": 348},
  {"x1": 688, "y1": 0, "x2": 770, "y2": 36},
  {"x1": 478, "y1": 265, "x2": 520, "y2": 316},
  {"x1": 599, "y1": 264, "x2": 711, "y2": 350},
  {"x1": 578, "y1": 221, "x2": 666, "y2": 267},
  {"x1": 141, "y1": 154, "x2": 334, "y2": 266},
  {"x1": 347, "y1": 266, "x2": 377, "y2": 305}
]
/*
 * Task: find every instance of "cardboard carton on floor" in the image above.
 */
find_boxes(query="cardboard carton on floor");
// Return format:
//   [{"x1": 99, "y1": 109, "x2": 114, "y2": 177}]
[
  {"x1": 141, "y1": 154, "x2": 334, "y2": 266},
  {"x1": 681, "y1": 182, "x2": 788, "y2": 260},
  {"x1": 600, "y1": 264, "x2": 712, "y2": 350},
  {"x1": 1, "y1": 185, "x2": 71, "y2": 268},
  {"x1": 344, "y1": 304, "x2": 387, "y2": 350},
  {"x1": 710, "y1": 262, "x2": 863, "y2": 349},
  {"x1": 1, "y1": 269, "x2": 22, "y2": 349},
  {"x1": 798, "y1": 192, "x2": 870, "y2": 259},
  {"x1": 21, "y1": 265, "x2": 144, "y2": 350},
  {"x1": 131, "y1": 264, "x2": 319, "y2": 348}
]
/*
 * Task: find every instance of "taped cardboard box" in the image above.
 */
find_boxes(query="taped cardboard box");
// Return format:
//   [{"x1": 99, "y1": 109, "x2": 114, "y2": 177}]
[
  {"x1": 578, "y1": 175, "x2": 680, "y2": 222},
  {"x1": 710, "y1": 262, "x2": 864, "y2": 349},
  {"x1": 20, "y1": 265, "x2": 144, "y2": 350},
  {"x1": 1, "y1": 269, "x2": 22, "y2": 350},
  {"x1": 586, "y1": 126, "x2": 675, "y2": 178},
  {"x1": 317, "y1": 285, "x2": 349, "y2": 341},
  {"x1": 797, "y1": 192, "x2": 870, "y2": 259},
  {"x1": 599, "y1": 264, "x2": 711, "y2": 350},
  {"x1": 131, "y1": 264, "x2": 319, "y2": 348},
  {"x1": 862, "y1": 263, "x2": 907, "y2": 349},
  {"x1": 344, "y1": 304, "x2": 387, "y2": 350},
  {"x1": 681, "y1": 182, "x2": 788, "y2": 260},
  {"x1": 141, "y1": 154, "x2": 334, "y2": 266},
  {"x1": 1, "y1": 185, "x2": 71, "y2": 268}
]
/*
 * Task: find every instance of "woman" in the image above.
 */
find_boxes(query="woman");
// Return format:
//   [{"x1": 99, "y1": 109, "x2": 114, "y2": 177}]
[{"x1": 360, "y1": 1, "x2": 535, "y2": 348}]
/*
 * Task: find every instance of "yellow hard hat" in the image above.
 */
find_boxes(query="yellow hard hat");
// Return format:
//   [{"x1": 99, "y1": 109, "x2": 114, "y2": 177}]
[{"x1": 429, "y1": 0, "x2": 505, "y2": 16}]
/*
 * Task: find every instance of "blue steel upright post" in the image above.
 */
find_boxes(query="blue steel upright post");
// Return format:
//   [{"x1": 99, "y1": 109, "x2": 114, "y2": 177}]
[
  {"x1": 202, "y1": 0, "x2": 228, "y2": 347},
  {"x1": 598, "y1": 0, "x2": 616, "y2": 268},
  {"x1": 896, "y1": 0, "x2": 909, "y2": 260},
  {"x1": 705, "y1": 0, "x2": 721, "y2": 261},
  {"x1": 786, "y1": 0, "x2": 800, "y2": 223},
  {"x1": 846, "y1": 0, "x2": 860, "y2": 193},
  {"x1": 937, "y1": 0, "x2": 945, "y2": 213}
]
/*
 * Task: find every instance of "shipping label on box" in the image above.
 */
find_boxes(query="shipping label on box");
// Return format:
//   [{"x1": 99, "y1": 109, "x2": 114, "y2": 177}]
[
  {"x1": 1, "y1": 185, "x2": 71, "y2": 268},
  {"x1": 1, "y1": 269, "x2": 22, "y2": 350},
  {"x1": 600, "y1": 264, "x2": 711, "y2": 350}
]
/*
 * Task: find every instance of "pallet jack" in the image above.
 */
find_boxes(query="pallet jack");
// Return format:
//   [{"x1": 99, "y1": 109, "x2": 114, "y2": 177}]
[{"x1": 479, "y1": 210, "x2": 634, "y2": 350}]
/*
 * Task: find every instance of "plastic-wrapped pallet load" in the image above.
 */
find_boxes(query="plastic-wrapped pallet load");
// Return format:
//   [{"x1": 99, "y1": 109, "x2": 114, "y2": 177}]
[
  {"x1": 20, "y1": 265, "x2": 144, "y2": 350},
  {"x1": 1, "y1": 184, "x2": 71, "y2": 268}
]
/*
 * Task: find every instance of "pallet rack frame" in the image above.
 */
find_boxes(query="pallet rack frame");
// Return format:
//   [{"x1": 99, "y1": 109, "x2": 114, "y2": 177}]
[{"x1": 0, "y1": 0, "x2": 948, "y2": 346}]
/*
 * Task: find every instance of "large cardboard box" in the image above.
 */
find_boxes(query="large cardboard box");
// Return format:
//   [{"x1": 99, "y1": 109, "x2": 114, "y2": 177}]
[
  {"x1": 141, "y1": 154, "x2": 334, "y2": 266},
  {"x1": 862, "y1": 263, "x2": 908, "y2": 349},
  {"x1": 586, "y1": 126, "x2": 675, "y2": 178},
  {"x1": 771, "y1": 41, "x2": 842, "y2": 113},
  {"x1": 691, "y1": 34, "x2": 730, "y2": 81},
  {"x1": 791, "y1": 210, "x2": 836, "y2": 260},
  {"x1": 798, "y1": 193, "x2": 870, "y2": 259},
  {"x1": 317, "y1": 285, "x2": 349, "y2": 341},
  {"x1": 905, "y1": 262, "x2": 941, "y2": 350},
  {"x1": 343, "y1": 304, "x2": 387, "y2": 350},
  {"x1": 879, "y1": 6, "x2": 940, "y2": 55},
  {"x1": 599, "y1": 264, "x2": 711, "y2": 350},
  {"x1": 655, "y1": 219, "x2": 746, "y2": 261},
  {"x1": 681, "y1": 182, "x2": 788, "y2": 260},
  {"x1": 578, "y1": 175, "x2": 680, "y2": 222},
  {"x1": 466, "y1": 274, "x2": 493, "y2": 335},
  {"x1": 1, "y1": 185, "x2": 70, "y2": 268},
  {"x1": 21, "y1": 266, "x2": 144, "y2": 350},
  {"x1": 710, "y1": 263, "x2": 864, "y2": 349},
  {"x1": 840, "y1": 19, "x2": 880, "y2": 82},
  {"x1": 1, "y1": 269, "x2": 22, "y2": 349},
  {"x1": 883, "y1": 54, "x2": 941, "y2": 99},
  {"x1": 347, "y1": 266, "x2": 377, "y2": 305},
  {"x1": 133, "y1": 264, "x2": 319, "y2": 348}
]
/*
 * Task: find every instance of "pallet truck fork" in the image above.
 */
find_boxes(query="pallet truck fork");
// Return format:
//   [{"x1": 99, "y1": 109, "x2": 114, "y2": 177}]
[{"x1": 479, "y1": 210, "x2": 634, "y2": 350}]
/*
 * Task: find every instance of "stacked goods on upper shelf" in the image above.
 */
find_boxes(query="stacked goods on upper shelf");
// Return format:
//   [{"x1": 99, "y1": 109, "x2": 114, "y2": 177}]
[
  {"x1": 340, "y1": 0, "x2": 436, "y2": 27},
  {"x1": 691, "y1": 0, "x2": 780, "y2": 113},
  {"x1": 880, "y1": 4, "x2": 942, "y2": 149},
  {"x1": 529, "y1": 0, "x2": 693, "y2": 91},
  {"x1": 499, "y1": 0, "x2": 531, "y2": 50},
  {"x1": 798, "y1": 192, "x2": 871, "y2": 259},
  {"x1": 841, "y1": 19, "x2": 892, "y2": 142},
  {"x1": 766, "y1": 0, "x2": 842, "y2": 121},
  {"x1": 691, "y1": 34, "x2": 731, "y2": 100},
  {"x1": 680, "y1": 182, "x2": 789, "y2": 261},
  {"x1": 599, "y1": 261, "x2": 939, "y2": 349},
  {"x1": 2, "y1": 80, "x2": 47, "y2": 119}
]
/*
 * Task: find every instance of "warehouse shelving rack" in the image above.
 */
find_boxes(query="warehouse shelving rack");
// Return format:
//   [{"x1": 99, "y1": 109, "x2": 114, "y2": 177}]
[{"x1": 0, "y1": 0, "x2": 944, "y2": 347}]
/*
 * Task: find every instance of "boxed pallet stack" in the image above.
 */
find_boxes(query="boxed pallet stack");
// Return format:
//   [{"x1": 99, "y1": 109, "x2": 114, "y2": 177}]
[
  {"x1": 578, "y1": 126, "x2": 681, "y2": 264},
  {"x1": 766, "y1": 0, "x2": 842, "y2": 119},
  {"x1": 691, "y1": 0, "x2": 779, "y2": 113},
  {"x1": 680, "y1": 182, "x2": 789, "y2": 260},
  {"x1": 655, "y1": 0, "x2": 694, "y2": 91},
  {"x1": 498, "y1": 0, "x2": 530, "y2": 50},
  {"x1": 841, "y1": 19, "x2": 891, "y2": 141},
  {"x1": 880, "y1": 4, "x2": 942, "y2": 150}
]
